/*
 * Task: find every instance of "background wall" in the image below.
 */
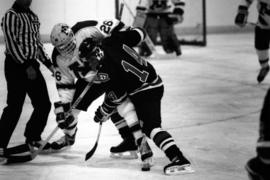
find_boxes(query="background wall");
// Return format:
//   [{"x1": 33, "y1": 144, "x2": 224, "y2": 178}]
[{"x1": 0, "y1": 0, "x2": 258, "y2": 42}]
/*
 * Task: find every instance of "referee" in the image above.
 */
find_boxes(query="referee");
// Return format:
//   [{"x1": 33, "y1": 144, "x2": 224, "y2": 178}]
[{"x1": 0, "y1": 0, "x2": 53, "y2": 162}]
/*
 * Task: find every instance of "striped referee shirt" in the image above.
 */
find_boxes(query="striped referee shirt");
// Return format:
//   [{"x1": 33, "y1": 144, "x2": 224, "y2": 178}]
[{"x1": 1, "y1": 2, "x2": 52, "y2": 68}]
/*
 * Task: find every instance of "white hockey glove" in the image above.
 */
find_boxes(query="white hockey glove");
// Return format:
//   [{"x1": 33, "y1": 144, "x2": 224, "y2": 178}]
[
  {"x1": 54, "y1": 101, "x2": 75, "y2": 129},
  {"x1": 235, "y1": 5, "x2": 248, "y2": 27},
  {"x1": 94, "y1": 104, "x2": 116, "y2": 123}
]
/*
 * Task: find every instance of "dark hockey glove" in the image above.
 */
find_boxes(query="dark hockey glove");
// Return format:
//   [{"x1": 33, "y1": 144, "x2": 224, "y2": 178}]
[
  {"x1": 54, "y1": 101, "x2": 75, "y2": 129},
  {"x1": 94, "y1": 104, "x2": 116, "y2": 123},
  {"x1": 168, "y1": 8, "x2": 184, "y2": 24},
  {"x1": 235, "y1": 5, "x2": 248, "y2": 27}
]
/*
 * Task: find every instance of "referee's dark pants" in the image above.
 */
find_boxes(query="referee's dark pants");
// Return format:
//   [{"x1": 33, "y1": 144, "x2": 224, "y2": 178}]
[{"x1": 0, "y1": 55, "x2": 51, "y2": 148}]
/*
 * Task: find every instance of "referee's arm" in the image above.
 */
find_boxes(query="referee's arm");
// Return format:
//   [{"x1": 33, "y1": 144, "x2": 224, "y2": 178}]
[
  {"x1": 37, "y1": 39, "x2": 53, "y2": 70},
  {"x1": 1, "y1": 11, "x2": 27, "y2": 64}
]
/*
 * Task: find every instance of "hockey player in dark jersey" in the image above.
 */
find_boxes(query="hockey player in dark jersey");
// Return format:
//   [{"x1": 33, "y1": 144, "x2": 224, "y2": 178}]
[
  {"x1": 77, "y1": 25, "x2": 194, "y2": 175},
  {"x1": 50, "y1": 19, "x2": 150, "y2": 159}
]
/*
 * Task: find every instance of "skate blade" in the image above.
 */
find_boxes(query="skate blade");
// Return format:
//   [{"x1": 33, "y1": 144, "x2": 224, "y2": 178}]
[
  {"x1": 164, "y1": 164, "x2": 195, "y2": 175},
  {"x1": 141, "y1": 157, "x2": 154, "y2": 171},
  {"x1": 110, "y1": 151, "x2": 138, "y2": 159}
]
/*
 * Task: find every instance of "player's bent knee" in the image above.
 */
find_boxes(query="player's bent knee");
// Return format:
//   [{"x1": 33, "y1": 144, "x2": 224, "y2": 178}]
[
  {"x1": 256, "y1": 50, "x2": 269, "y2": 61},
  {"x1": 117, "y1": 98, "x2": 138, "y2": 125}
]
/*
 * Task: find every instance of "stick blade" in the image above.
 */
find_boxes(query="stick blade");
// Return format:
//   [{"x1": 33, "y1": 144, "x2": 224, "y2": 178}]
[
  {"x1": 6, "y1": 155, "x2": 33, "y2": 164},
  {"x1": 85, "y1": 143, "x2": 97, "y2": 161},
  {"x1": 6, "y1": 144, "x2": 30, "y2": 155}
]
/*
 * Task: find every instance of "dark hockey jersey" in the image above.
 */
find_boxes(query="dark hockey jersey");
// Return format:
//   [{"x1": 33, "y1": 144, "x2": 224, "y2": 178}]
[{"x1": 93, "y1": 28, "x2": 163, "y2": 107}]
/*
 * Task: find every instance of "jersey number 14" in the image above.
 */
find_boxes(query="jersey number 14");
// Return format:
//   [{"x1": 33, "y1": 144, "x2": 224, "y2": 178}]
[{"x1": 121, "y1": 44, "x2": 149, "y2": 83}]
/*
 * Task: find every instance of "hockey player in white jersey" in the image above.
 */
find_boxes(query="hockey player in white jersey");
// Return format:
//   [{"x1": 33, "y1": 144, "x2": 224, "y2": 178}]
[
  {"x1": 235, "y1": 0, "x2": 270, "y2": 83},
  {"x1": 50, "y1": 19, "x2": 152, "y2": 161}
]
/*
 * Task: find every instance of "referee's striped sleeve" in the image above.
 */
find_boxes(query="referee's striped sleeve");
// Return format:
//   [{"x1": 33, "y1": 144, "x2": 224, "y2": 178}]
[{"x1": 2, "y1": 11, "x2": 26, "y2": 63}]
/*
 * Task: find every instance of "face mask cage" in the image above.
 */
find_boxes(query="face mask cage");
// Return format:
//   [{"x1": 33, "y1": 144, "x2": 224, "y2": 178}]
[{"x1": 56, "y1": 38, "x2": 76, "y2": 57}]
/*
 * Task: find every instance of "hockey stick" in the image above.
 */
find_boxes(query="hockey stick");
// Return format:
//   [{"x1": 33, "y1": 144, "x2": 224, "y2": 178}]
[
  {"x1": 5, "y1": 79, "x2": 96, "y2": 164},
  {"x1": 85, "y1": 122, "x2": 103, "y2": 161}
]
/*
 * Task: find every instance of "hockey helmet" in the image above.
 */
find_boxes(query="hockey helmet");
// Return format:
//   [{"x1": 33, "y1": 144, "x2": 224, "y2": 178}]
[
  {"x1": 78, "y1": 37, "x2": 104, "y2": 72},
  {"x1": 50, "y1": 23, "x2": 76, "y2": 57}
]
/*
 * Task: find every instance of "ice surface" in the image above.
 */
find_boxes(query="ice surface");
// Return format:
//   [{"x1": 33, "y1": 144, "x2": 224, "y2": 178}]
[{"x1": 0, "y1": 33, "x2": 269, "y2": 180}]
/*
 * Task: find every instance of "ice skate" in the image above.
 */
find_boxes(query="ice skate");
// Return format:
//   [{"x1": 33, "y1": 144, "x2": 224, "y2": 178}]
[
  {"x1": 110, "y1": 138, "x2": 138, "y2": 159},
  {"x1": 164, "y1": 156, "x2": 194, "y2": 175},
  {"x1": 139, "y1": 137, "x2": 153, "y2": 171},
  {"x1": 257, "y1": 65, "x2": 269, "y2": 83},
  {"x1": 51, "y1": 133, "x2": 76, "y2": 152},
  {"x1": 26, "y1": 139, "x2": 51, "y2": 154}
]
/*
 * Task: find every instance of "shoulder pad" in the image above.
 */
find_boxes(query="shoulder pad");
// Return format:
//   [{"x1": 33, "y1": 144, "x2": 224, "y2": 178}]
[{"x1": 72, "y1": 20, "x2": 98, "y2": 34}]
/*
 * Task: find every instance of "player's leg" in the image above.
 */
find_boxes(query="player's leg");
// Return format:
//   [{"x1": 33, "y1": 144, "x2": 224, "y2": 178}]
[
  {"x1": 110, "y1": 112, "x2": 138, "y2": 159},
  {"x1": 51, "y1": 109, "x2": 79, "y2": 151},
  {"x1": 50, "y1": 79, "x2": 105, "y2": 152},
  {"x1": 138, "y1": 16, "x2": 158, "y2": 57},
  {"x1": 246, "y1": 88, "x2": 270, "y2": 179},
  {"x1": 24, "y1": 66, "x2": 52, "y2": 153},
  {"x1": 255, "y1": 26, "x2": 270, "y2": 83},
  {"x1": 259, "y1": 88, "x2": 270, "y2": 142},
  {"x1": 131, "y1": 86, "x2": 194, "y2": 175},
  {"x1": 50, "y1": 79, "x2": 92, "y2": 152},
  {"x1": 0, "y1": 57, "x2": 28, "y2": 163},
  {"x1": 117, "y1": 98, "x2": 153, "y2": 170},
  {"x1": 246, "y1": 156, "x2": 270, "y2": 180},
  {"x1": 159, "y1": 17, "x2": 181, "y2": 56}
]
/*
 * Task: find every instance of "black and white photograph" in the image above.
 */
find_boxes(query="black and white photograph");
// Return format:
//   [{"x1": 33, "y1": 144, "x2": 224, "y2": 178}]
[{"x1": 0, "y1": 0, "x2": 269, "y2": 179}]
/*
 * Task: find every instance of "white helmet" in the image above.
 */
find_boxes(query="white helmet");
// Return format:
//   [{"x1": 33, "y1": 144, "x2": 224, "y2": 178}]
[{"x1": 50, "y1": 23, "x2": 76, "y2": 57}]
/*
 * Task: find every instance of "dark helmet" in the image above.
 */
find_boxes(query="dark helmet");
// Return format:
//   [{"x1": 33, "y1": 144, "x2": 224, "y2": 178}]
[{"x1": 78, "y1": 37, "x2": 104, "y2": 71}]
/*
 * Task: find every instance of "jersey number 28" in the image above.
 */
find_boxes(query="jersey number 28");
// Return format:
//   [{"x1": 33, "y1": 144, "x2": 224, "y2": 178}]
[{"x1": 100, "y1": 20, "x2": 113, "y2": 34}]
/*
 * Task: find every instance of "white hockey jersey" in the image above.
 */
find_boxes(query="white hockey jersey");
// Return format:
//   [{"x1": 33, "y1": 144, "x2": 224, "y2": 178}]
[
  {"x1": 240, "y1": 0, "x2": 270, "y2": 29},
  {"x1": 137, "y1": 0, "x2": 185, "y2": 14},
  {"x1": 52, "y1": 19, "x2": 128, "y2": 103}
]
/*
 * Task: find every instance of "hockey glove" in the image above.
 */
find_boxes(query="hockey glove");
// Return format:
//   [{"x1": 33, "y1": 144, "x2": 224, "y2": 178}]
[
  {"x1": 54, "y1": 101, "x2": 75, "y2": 129},
  {"x1": 235, "y1": 5, "x2": 248, "y2": 27},
  {"x1": 168, "y1": 8, "x2": 184, "y2": 24},
  {"x1": 94, "y1": 104, "x2": 116, "y2": 123}
]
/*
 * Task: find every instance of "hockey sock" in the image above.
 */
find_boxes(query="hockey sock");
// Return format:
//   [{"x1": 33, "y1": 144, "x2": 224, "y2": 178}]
[
  {"x1": 63, "y1": 109, "x2": 79, "y2": 137},
  {"x1": 150, "y1": 128, "x2": 183, "y2": 161},
  {"x1": 111, "y1": 112, "x2": 135, "y2": 141},
  {"x1": 259, "y1": 58, "x2": 269, "y2": 68}
]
